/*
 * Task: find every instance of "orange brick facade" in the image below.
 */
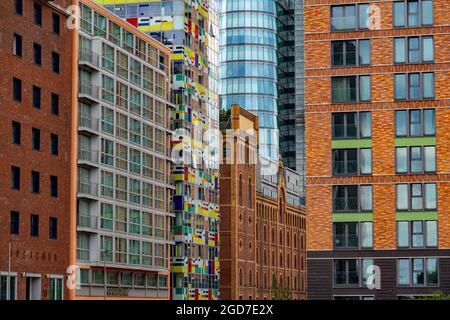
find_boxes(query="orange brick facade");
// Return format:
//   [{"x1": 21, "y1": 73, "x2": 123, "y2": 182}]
[
  {"x1": 305, "y1": 0, "x2": 450, "y2": 299},
  {"x1": 220, "y1": 106, "x2": 307, "y2": 300}
]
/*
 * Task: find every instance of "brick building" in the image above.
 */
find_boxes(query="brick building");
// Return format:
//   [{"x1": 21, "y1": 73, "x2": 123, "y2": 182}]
[
  {"x1": 0, "y1": 0, "x2": 75, "y2": 300},
  {"x1": 220, "y1": 105, "x2": 307, "y2": 300},
  {"x1": 305, "y1": 0, "x2": 450, "y2": 299}
]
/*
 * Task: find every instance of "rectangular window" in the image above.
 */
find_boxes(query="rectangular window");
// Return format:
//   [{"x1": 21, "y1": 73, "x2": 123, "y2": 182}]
[
  {"x1": 30, "y1": 214, "x2": 39, "y2": 237},
  {"x1": 32, "y1": 128, "x2": 41, "y2": 151},
  {"x1": 395, "y1": 36, "x2": 434, "y2": 63},
  {"x1": 49, "y1": 217, "x2": 57, "y2": 240},
  {"x1": 34, "y1": 3, "x2": 42, "y2": 25},
  {"x1": 52, "y1": 52, "x2": 60, "y2": 74},
  {"x1": 393, "y1": 0, "x2": 433, "y2": 27},
  {"x1": 50, "y1": 176, "x2": 58, "y2": 197},
  {"x1": 331, "y1": 39, "x2": 370, "y2": 66},
  {"x1": 396, "y1": 146, "x2": 436, "y2": 173},
  {"x1": 15, "y1": 0, "x2": 23, "y2": 15},
  {"x1": 333, "y1": 185, "x2": 372, "y2": 212},
  {"x1": 51, "y1": 134, "x2": 59, "y2": 156},
  {"x1": 395, "y1": 109, "x2": 435, "y2": 137},
  {"x1": 51, "y1": 93, "x2": 60, "y2": 115},
  {"x1": 31, "y1": 171, "x2": 40, "y2": 194},
  {"x1": 13, "y1": 33, "x2": 22, "y2": 57},
  {"x1": 32, "y1": 86, "x2": 41, "y2": 109},
  {"x1": 12, "y1": 121, "x2": 21, "y2": 145},
  {"x1": 334, "y1": 259, "x2": 363, "y2": 286},
  {"x1": 395, "y1": 73, "x2": 434, "y2": 100},
  {"x1": 334, "y1": 222, "x2": 373, "y2": 249},
  {"x1": 11, "y1": 166, "x2": 20, "y2": 190},
  {"x1": 333, "y1": 149, "x2": 372, "y2": 176},
  {"x1": 398, "y1": 258, "x2": 438, "y2": 286},
  {"x1": 396, "y1": 183, "x2": 436, "y2": 211},
  {"x1": 33, "y1": 43, "x2": 42, "y2": 65},
  {"x1": 13, "y1": 78, "x2": 22, "y2": 101},
  {"x1": 49, "y1": 278, "x2": 63, "y2": 300},
  {"x1": 330, "y1": 5, "x2": 360, "y2": 31},
  {"x1": 10, "y1": 211, "x2": 20, "y2": 235},
  {"x1": 52, "y1": 13, "x2": 61, "y2": 34},
  {"x1": 332, "y1": 76, "x2": 370, "y2": 103}
]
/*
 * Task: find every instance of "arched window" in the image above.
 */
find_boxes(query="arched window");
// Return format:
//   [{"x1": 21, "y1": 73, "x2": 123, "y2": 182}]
[
  {"x1": 248, "y1": 270, "x2": 253, "y2": 287},
  {"x1": 279, "y1": 253, "x2": 283, "y2": 267},
  {"x1": 239, "y1": 268, "x2": 243, "y2": 286},
  {"x1": 279, "y1": 230, "x2": 283, "y2": 245}
]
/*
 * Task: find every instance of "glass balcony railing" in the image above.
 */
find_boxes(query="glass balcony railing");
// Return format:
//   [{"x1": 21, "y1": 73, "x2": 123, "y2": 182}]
[
  {"x1": 79, "y1": 49, "x2": 100, "y2": 68},
  {"x1": 78, "y1": 181, "x2": 99, "y2": 197},
  {"x1": 78, "y1": 148, "x2": 99, "y2": 164}
]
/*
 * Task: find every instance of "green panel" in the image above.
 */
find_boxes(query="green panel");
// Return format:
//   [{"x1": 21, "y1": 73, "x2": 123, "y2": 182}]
[
  {"x1": 396, "y1": 211, "x2": 438, "y2": 221},
  {"x1": 395, "y1": 137, "x2": 436, "y2": 147},
  {"x1": 332, "y1": 213, "x2": 373, "y2": 222},
  {"x1": 332, "y1": 139, "x2": 372, "y2": 149}
]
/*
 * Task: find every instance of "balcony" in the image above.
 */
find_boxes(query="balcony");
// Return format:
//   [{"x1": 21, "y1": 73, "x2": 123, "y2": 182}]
[
  {"x1": 78, "y1": 181, "x2": 99, "y2": 199},
  {"x1": 78, "y1": 148, "x2": 99, "y2": 168},
  {"x1": 78, "y1": 113, "x2": 99, "y2": 134},
  {"x1": 78, "y1": 81, "x2": 100, "y2": 104},
  {"x1": 77, "y1": 214, "x2": 99, "y2": 232},
  {"x1": 79, "y1": 49, "x2": 100, "y2": 72}
]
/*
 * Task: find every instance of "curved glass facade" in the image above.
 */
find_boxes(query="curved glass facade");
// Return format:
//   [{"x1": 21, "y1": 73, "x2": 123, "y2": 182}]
[{"x1": 219, "y1": 0, "x2": 279, "y2": 159}]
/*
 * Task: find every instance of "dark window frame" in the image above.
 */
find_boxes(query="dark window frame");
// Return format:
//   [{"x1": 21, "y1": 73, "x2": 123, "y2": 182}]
[
  {"x1": 51, "y1": 134, "x2": 59, "y2": 156},
  {"x1": 32, "y1": 127, "x2": 41, "y2": 151},
  {"x1": 10, "y1": 211, "x2": 20, "y2": 235},
  {"x1": 32, "y1": 85, "x2": 41, "y2": 109},
  {"x1": 33, "y1": 43, "x2": 42, "y2": 66},
  {"x1": 52, "y1": 52, "x2": 60, "y2": 74},
  {"x1": 52, "y1": 13, "x2": 61, "y2": 35},
  {"x1": 51, "y1": 93, "x2": 60, "y2": 115},
  {"x1": 13, "y1": 33, "x2": 22, "y2": 57},
  {"x1": 11, "y1": 166, "x2": 21, "y2": 190},
  {"x1": 333, "y1": 185, "x2": 373, "y2": 213},
  {"x1": 395, "y1": 109, "x2": 436, "y2": 137},
  {"x1": 331, "y1": 39, "x2": 371, "y2": 67},
  {"x1": 396, "y1": 183, "x2": 437, "y2": 212},
  {"x1": 49, "y1": 217, "x2": 58, "y2": 240},
  {"x1": 330, "y1": 3, "x2": 370, "y2": 32},
  {"x1": 34, "y1": 2, "x2": 43, "y2": 26},
  {"x1": 332, "y1": 148, "x2": 372, "y2": 176},
  {"x1": 50, "y1": 175, "x2": 58, "y2": 197},
  {"x1": 12, "y1": 121, "x2": 21, "y2": 145},
  {"x1": 394, "y1": 35, "x2": 434, "y2": 64},
  {"x1": 31, "y1": 171, "x2": 40, "y2": 194},
  {"x1": 13, "y1": 77, "x2": 22, "y2": 101},
  {"x1": 333, "y1": 221, "x2": 373, "y2": 249},
  {"x1": 14, "y1": 0, "x2": 23, "y2": 15},
  {"x1": 397, "y1": 220, "x2": 438, "y2": 249},
  {"x1": 30, "y1": 214, "x2": 39, "y2": 237},
  {"x1": 393, "y1": 0, "x2": 434, "y2": 28},
  {"x1": 331, "y1": 75, "x2": 371, "y2": 103},
  {"x1": 333, "y1": 258, "x2": 374, "y2": 288},
  {"x1": 397, "y1": 257, "x2": 439, "y2": 287}
]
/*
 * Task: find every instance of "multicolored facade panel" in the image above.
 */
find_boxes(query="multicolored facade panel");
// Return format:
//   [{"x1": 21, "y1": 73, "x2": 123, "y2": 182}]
[{"x1": 95, "y1": 0, "x2": 221, "y2": 300}]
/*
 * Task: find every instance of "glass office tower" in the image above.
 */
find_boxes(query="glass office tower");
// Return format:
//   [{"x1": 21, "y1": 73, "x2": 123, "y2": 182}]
[{"x1": 219, "y1": 0, "x2": 279, "y2": 159}]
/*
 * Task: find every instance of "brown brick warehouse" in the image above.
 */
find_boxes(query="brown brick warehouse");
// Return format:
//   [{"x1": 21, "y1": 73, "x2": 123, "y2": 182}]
[
  {"x1": 0, "y1": 0, "x2": 75, "y2": 300},
  {"x1": 220, "y1": 105, "x2": 307, "y2": 300},
  {"x1": 305, "y1": 0, "x2": 450, "y2": 299}
]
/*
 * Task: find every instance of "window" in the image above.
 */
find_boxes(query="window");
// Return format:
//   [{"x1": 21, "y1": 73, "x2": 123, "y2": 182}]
[
  {"x1": 398, "y1": 258, "x2": 438, "y2": 286},
  {"x1": 13, "y1": 78, "x2": 22, "y2": 101},
  {"x1": 395, "y1": 109, "x2": 435, "y2": 137},
  {"x1": 15, "y1": 0, "x2": 23, "y2": 15},
  {"x1": 334, "y1": 222, "x2": 373, "y2": 249},
  {"x1": 331, "y1": 40, "x2": 370, "y2": 66},
  {"x1": 31, "y1": 171, "x2": 40, "y2": 193},
  {"x1": 52, "y1": 52, "x2": 60, "y2": 74},
  {"x1": 33, "y1": 43, "x2": 42, "y2": 65},
  {"x1": 331, "y1": 75, "x2": 370, "y2": 103},
  {"x1": 51, "y1": 134, "x2": 59, "y2": 155},
  {"x1": 331, "y1": 4, "x2": 369, "y2": 31},
  {"x1": 394, "y1": 36, "x2": 434, "y2": 63},
  {"x1": 32, "y1": 86, "x2": 41, "y2": 109},
  {"x1": 334, "y1": 259, "x2": 373, "y2": 286},
  {"x1": 393, "y1": 0, "x2": 433, "y2": 27},
  {"x1": 397, "y1": 220, "x2": 437, "y2": 248},
  {"x1": 52, "y1": 13, "x2": 61, "y2": 34},
  {"x1": 333, "y1": 185, "x2": 372, "y2": 212},
  {"x1": 32, "y1": 128, "x2": 41, "y2": 151},
  {"x1": 333, "y1": 149, "x2": 372, "y2": 175},
  {"x1": 49, "y1": 217, "x2": 57, "y2": 240},
  {"x1": 396, "y1": 146, "x2": 436, "y2": 173},
  {"x1": 0, "y1": 274, "x2": 17, "y2": 300},
  {"x1": 13, "y1": 33, "x2": 22, "y2": 57},
  {"x1": 34, "y1": 3, "x2": 42, "y2": 25},
  {"x1": 12, "y1": 121, "x2": 21, "y2": 145},
  {"x1": 50, "y1": 176, "x2": 58, "y2": 197},
  {"x1": 396, "y1": 183, "x2": 436, "y2": 211},
  {"x1": 11, "y1": 166, "x2": 20, "y2": 190},
  {"x1": 394, "y1": 73, "x2": 434, "y2": 100},
  {"x1": 49, "y1": 277, "x2": 63, "y2": 300},
  {"x1": 10, "y1": 211, "x2": 20, "y2": 235},
  {"x1": 30, "y1": 214, "x2": 39, "y2": 237},
  {"x1": 51, "y1": 93, "x2": 60, "y2": 115}
]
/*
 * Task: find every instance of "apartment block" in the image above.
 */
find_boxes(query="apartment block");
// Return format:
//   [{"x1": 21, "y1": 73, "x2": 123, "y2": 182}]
[
  {"x1": 305, "y1": 0, "x2": 450, "y2": 299},
  {"x1": 0, "y1": 0, "x2": 74, "y2": 300},
  {"x1": 93, "y1": 0, "x2": 221, "y2": 300},
  {"x1": 74, "y1": 0, "x2": 174, "y2": 299},
  {"x1": 220, "y1": 105, "x2": 306, "y2": 300}
]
